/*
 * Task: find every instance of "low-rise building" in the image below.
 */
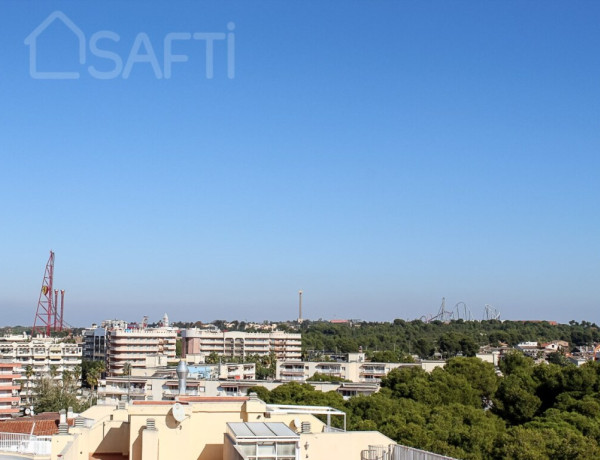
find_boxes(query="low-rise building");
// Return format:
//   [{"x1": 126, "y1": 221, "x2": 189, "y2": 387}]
[
  {"x1": 182, "y1": 329, "x2": 302, "y2": 361},
  {"x1": 14, "y1": 394, "x2": 398, "y2": 460},
  {"x1": 98, "y1": 362, "x2": 257, "y2": 405},
  {"x1": 276, "y1": 351, "x2": 424, "y2": 383},
  {"x1": 276, "y1": 353, "x2": 447, "y2": 384}
]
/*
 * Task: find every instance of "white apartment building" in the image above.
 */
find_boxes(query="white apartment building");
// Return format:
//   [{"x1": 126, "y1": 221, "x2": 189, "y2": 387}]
[
  {"x1": 98, "y1": 363, "x2": 256, "y2": 404},
  {"x1": 0, "y1": 337, "x2": 82, "y2": 407},
  {"x1": 181, "y1": 329, "x2": 302, "y2": 361},
  {"x1": 106, "y1": 327, "x2": 177, "y2": 376},
  {"x1": 276, "y1": 359, "x2": 418, "y2": 383}
]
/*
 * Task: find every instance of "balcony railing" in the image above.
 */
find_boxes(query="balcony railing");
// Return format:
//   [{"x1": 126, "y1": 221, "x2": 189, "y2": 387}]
[
  {"x1": 99, "y1": 386, "x2": 146, "y2": 395},
  {"x1": 0, "y1": 432, "x2": 52, "y2": 456}
]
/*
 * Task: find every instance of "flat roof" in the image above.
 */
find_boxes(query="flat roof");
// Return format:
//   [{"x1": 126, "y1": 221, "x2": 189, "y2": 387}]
[{"x1": 228, "y1": 422, "x2": 299, "y2": 440}]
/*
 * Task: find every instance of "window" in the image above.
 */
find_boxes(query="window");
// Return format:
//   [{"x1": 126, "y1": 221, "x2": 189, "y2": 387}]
[
  {"x1": 257, "y1": 444, "x2": 275, "y2": 456},
  {"x1": 276, "y1": 444, "x2": 295, "y2": 455},
  {"x1": 238, "y1": 442, "x2": 297, "y2": 460}
]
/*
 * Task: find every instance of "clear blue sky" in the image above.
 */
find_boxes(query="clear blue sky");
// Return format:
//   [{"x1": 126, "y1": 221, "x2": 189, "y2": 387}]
[{"x1": 1, "y1": 1, "x2": 599, "y2": 326}]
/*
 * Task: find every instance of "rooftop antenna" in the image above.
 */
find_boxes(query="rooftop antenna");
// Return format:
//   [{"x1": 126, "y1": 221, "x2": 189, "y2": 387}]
[{"x1": 298, "y1": 290, "x2": 303, "y2": 324}]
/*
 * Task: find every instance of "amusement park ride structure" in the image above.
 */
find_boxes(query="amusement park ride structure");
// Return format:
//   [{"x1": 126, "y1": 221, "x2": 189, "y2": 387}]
[
  {"x1": 420, "y1": 298, "x2": 501, "y2": 323},
  {"x1": 32, "y1": 251, "x2": 66, "y2": 336}
]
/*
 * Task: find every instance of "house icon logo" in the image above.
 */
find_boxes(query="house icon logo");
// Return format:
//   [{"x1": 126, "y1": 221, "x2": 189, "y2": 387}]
[
  {"x1": 24, "y1": 11, "x2": 86, "y2": 79},
  {"x1": 24, "y1": 11, "x2": 236, "y2": 81}
]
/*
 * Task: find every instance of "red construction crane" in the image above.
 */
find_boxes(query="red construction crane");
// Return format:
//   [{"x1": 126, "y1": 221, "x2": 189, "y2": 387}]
[{"x1": 32, "y1": 251, "x2": 65, "y2": 336}]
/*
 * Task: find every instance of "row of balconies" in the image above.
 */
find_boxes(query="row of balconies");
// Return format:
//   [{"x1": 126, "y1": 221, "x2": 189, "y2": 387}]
[
  {"x1": 0, "y1": 383, "x2": 20, "y2": 389},
  {"x1": 109, "y1": 333, "x2": 176, "y2": 339},
  {"x1": 162, "y1": 389, "x2": 201, "y2": 396},
  {"x1": 107, "y1": 353, "x2": 158, "y2": 360},
  {"x1": 109, "y1": 348, "x2": 161, "y2": 353},
  {"x1": 281, "y1": 376, "x2": 305, "y2": 381},
  {"x1": 280, "y1": 371, "x2": 306, "y2": 376},
  {"x1": 99, "y1": 386, "x2": 146, "y2": 395},
  {"x1": 108, "y1": 347, "x2": 175, "y2": 353},
  {"x1": 109, "y1": 340, "x2": 176, "y2": 346},
  {"x1": 281, "y1": 365, "x2": 306, "y2": 370},
  {"x1": 361, "y1": 366, "x2": 387, "y2": 372}
]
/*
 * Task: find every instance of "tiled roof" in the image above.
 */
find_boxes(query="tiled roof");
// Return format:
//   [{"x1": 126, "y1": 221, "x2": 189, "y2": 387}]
[
  {"x1": 0, "y1": 413, "x2": 75, "y2": 435},
  {"x1": 0, "y1": 419, "x2": 58, "y2": 435}
]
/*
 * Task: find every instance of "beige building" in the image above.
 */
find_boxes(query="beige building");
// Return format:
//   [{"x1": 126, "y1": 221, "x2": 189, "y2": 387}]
[
  {"x1": 0, "y1": 337, "x2": 82, "y2": 407},
  {"x1": 106, "y1": 328, "x2": 177, "y2": 376},
  {"x1": 276, "y1": 359, "x2": 418, "y2": 383},
  {"x1": 98, "y1": 363, "x2": 258, "y2": 405},
  {"x1": 98, "y1": 374, "x2": 379, "y2": 405},
  {"x1": 182, "y1": 329, "x2": 302, "y2": 361},
  {"x1": 277, "y1": 354, "x2": 447, "y2": 383},
  {"x1": 1, "y1": 394, "x2": 396, "y2": 460}
]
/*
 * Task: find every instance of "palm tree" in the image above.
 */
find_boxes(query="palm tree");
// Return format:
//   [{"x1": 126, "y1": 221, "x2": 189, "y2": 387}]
[
  {"x1": 122, "y1": 362, "x2": 132, "y2": 376},
  {"x1": 122, "y1": 362, "x2": 132, "y2": 403},
  {"x1": 73, "y1": 364, "x2": 82, "y2": 382},
  {"x1": 49, "y1": 364, "x2": 58, "y2": 379},
  {"x1": 87, "y1": 368, "x2": 100, "y2": 404},
  {"x1": 24, "y1": 365, "x2": 34, "y2": 405}
]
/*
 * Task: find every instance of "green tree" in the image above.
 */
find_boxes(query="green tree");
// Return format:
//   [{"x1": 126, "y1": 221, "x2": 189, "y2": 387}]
[
  {"x1": 414, "y1": 338, "x2": 435, "y2": 359},
  {"x1": 499, "y1": 350, "x2": 535, "y2": 377},
  {"x1": 547, "y1": 351, "x2": 570, "y2": 367},
  {"x1": 205, "y1": 352, "x2": 220, "y2": 364},
  {"x1": 34, "y1": 375, "x2": 87, "y2": 414},
  {"x1": 49, "y1": 365, "x2": 58, "y2": 379},
  {"x1": 445, "y1": 357, "x2": 499, "y2": 405},
  {"x1": 86, "y1": 367, "x2": 101, "y2": 404},
  {"x1": 493, "y1": 374, "x2": 541, "y2": 425},
  {"x1": 308, "y1": 372, "x2": 349, "y2": 383},
  {"x1": 23, "y1": 365, "x2": 34, "y2": 404}
]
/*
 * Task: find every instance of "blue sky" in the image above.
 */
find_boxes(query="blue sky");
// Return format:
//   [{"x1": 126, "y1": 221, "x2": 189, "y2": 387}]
[{"x1": 0, "y1": 1, "x2": 599, "y2": 326}]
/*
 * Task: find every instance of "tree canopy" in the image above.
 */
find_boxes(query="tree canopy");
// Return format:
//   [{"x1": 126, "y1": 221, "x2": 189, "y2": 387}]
[{"x1": 248, "y1": 355, "x2": 600, "y2": 459}]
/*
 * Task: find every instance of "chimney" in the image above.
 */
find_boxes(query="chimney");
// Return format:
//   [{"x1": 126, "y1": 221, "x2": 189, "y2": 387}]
[
  {"x1": 58, "y1": 409, "x2": 69, "y2": 434},
  {"x1": 176, "y1": 360, "x2": 189, "y2": 395}
]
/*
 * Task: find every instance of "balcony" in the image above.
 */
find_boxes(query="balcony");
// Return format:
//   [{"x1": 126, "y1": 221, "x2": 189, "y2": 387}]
[
  {"x1": 0, "y1": 384, "x2": 20, "y2": 391},
  {"x1": 0, "y1": 433, "x2": 52, "y2": 456},
  {"x1": 99, "y1": 386, "x2": 146, "y2": 395},
  {"x1": 162, "y1": 389, "x2": 200, "y2": 396},
  {"x1": 281, "y1": 370, "x2": 305, "y2": 376},
  {"x1": 360, "y1": 369, "x2": 386, "y2": 376}
]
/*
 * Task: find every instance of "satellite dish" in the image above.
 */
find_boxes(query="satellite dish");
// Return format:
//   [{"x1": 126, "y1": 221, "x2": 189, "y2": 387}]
[
  {"x1": 25, "y1": 408, "x2": 31, "y2": 415},
  {"x1": 172, "y1": 403, "x2": 185, "y2": 423},
  {"x1": 293, "y1": 418, "x2": 301, "y2": 429}
]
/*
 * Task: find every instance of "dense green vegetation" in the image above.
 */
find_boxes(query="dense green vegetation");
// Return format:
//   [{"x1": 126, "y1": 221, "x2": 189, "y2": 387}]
[
  {"x1": 250, "y1": 355, "x2": 600, "y2": 459},
  {"x1": 300, "y1": 320, "x2": 600, "y2": 358},
  {"x1": 33, "y1": 365, "x2": 89, "y2": 414},
  {"x1": 308, "y1": 372, "x2": 350, "y2": 383}
]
